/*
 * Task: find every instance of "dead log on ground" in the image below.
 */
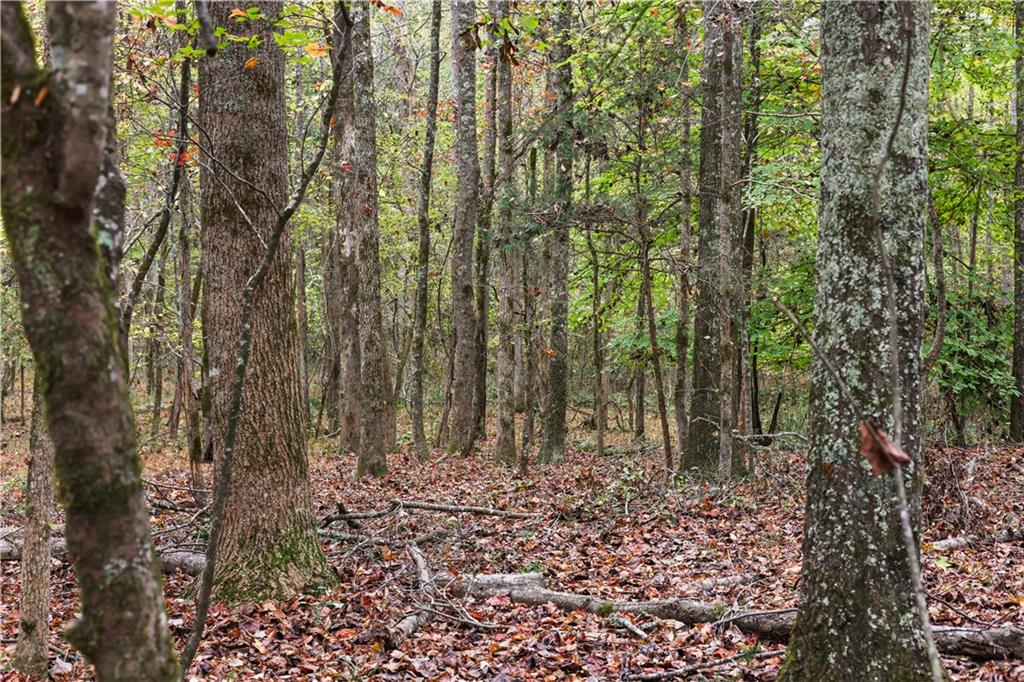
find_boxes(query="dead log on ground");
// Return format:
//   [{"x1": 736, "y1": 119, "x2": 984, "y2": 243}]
[
  {"x1": 927, "y1": 528, "x2": 1022, "y2": 551},
  {"x1": 2, "y1": 529, "x2": 205, "y2": 576},
  {"x1": 385, "y1": 546, "x2": 436, "y2": 649}
]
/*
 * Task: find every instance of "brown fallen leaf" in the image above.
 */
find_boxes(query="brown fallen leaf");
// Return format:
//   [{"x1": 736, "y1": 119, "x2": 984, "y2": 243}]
[{"x1": 859, "y1": 419, "x2": 911, "y2": 475}]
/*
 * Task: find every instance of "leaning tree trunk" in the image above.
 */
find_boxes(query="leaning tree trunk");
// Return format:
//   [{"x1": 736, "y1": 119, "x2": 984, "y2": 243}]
[
  {"x1": 198, "y1": 0, "x2": 334, "y2": 601},
  {"x1": 411, "y1": 0, "x2": 443, "y2": 460},
  {"x1": 683, "y1": 0, "x2": 743, "y2": 477},
  {"x1": 539, "y1": 0, "x2": 575, "y2": 463},
  {"x1": 1, "y1": 4, "x2": 178, "y2": 679},
  {"x1": 493, "y1": 0, "x2": 517, "y2": 466},
  {"x1": 779, "y1": 2, "x2": 935, "y2": 680},
  {"x1": 448, "y1": 0, "x2": 481, "y2": 454},
  {"x1": 1012, "y1": 0, "x2": 1024, "y2": 441},
  {"x1": 13, "y1": 377, "x2": 54, "y2": 677},
  {"x1": 349, "y1": 0, "x2": 395, "y2": 477}
]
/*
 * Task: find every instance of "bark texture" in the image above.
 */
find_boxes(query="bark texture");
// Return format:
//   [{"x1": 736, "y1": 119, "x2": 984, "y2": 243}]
[
  {"x1": 674, "y1": 4, "x2": 693, "y2": 457},
  {"x1": 683, "y1": 1, "x2": 743, "y2": 477},
  {"x1": 1012, "y1": 0, "x2": 1024, "y2": 440},
  {"x1": 198, "y1": 0, "x2": 333, "y2": 601},
  {"x1": 0, "y1": 3, "x2": 178, "y2": 679},
  {"x1": 539, "y1": 0, "x2": 575, "y2": 463},
  {"x1": 780, "y1": 2, "x2": 935, "y2": 680},
  {"x1": 448, "y1": 0, "x2": 481, "y2": 454}
]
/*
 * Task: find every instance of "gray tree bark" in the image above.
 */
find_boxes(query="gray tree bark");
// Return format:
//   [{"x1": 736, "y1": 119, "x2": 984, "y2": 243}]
[
  {"x1": 780, "y1": 2, "x2": 935, "y2": 679},
  {"x1": 674, "y1": 3, "x2": 693, "y2": 456}
]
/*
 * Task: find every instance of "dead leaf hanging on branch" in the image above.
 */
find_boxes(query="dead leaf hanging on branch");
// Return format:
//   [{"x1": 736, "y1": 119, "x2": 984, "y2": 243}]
[{"x1": 859, "y1": 420, "x2": 912, "y2": 475}]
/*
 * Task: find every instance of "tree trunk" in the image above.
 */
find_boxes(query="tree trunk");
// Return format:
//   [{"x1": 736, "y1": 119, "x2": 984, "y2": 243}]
[
  {"x1": 493, "y1": 0, "x2": 517, "y2": 466},
  {"x1": 1, "y1": 4, "x2": 178, "y2": 678},
  {"x1": 198, "y1": 0, "x2": 334, "y2": 601},
  {"x1": 1012, "y1": 0, "x2": 1024, "y2": 440},
  {"x1": 349, "y1": 0, "x2": 395, "y2": 477},
  {"x1": 448, "y1": 0, "x2": 481, "y2": 454},
  {"x1": 674, "y1": 3, "x2": 693, "y2": 456},
  {"x1": 13, "y1": 377, "x2": 54, "y2": 677},
  {"x1": 411, "y1": 0, "x2": 443, "y2": 460},
  {"x1": 683, "y1": 0, "x2": 742, "y2": 477},
  {"x1": 178, "y1": 179, "x2": 205, "y2": 505},
  {"x1": 780, "y1": 2, "x2": 935, "y2": 679},
  {"x1": 150, "y1": 237, "x2": 170, "y2": 436},
  {"x1": 539, "y1": 0, "x2": 574, "y2": 463}
]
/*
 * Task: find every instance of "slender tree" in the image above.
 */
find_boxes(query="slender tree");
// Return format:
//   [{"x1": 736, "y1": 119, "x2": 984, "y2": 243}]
[
  {"x1": 449, "y1": 0, "x2": 481, "y2": 454},
  {"x1": 674, "y1": 2, "x2": 693, "y2": 456},
  {"x1": 1012, "y1": 0, "x2": 1024, "y2": 440},
  {"x1": 411, "y1": 0, "x2": 443, "y2": 460},
  {"x1": 1, "y1": 3, "x2": 178, "y2": 678},
  {"x1": 198, "y1": 0, "x2": 334, "y2": 600},
  {"x1": 539, "y1": 0, "x2": 575, "y2": 463},
  {"x1": 683, "y1": 0, "x2": 743, "y2": 477},
  {"x1": 780, "y1": 1, "x2": 937, "y2": 679}
]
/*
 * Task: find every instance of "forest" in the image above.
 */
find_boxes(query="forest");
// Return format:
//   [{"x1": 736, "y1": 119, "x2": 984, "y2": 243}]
[{"x1": 0, "y1": 0, "x2": 1022, "y2": 680}]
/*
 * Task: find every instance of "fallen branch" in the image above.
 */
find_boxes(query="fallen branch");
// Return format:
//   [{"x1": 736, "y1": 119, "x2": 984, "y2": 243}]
[
  {"x1": 323, "y1": 499, "x2": 542, "y2": 525},
  {"x1": 2, "y1": 531, "x2": 205, "y2": 576},
  {"x1": 927, "y1": 528, "x2": 1022, "y2": 551},
  {"x1": 449, "y1": 572, "x2": 1024, "y2": 661},
  {"x1": 385, "y1": 545, "x2": 436, "y2": 649}
]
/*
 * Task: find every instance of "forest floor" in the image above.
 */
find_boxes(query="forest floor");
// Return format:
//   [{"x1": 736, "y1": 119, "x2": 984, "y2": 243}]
[{"x1": 1, "y1": 420, "x2": 1023, "y2": 681}]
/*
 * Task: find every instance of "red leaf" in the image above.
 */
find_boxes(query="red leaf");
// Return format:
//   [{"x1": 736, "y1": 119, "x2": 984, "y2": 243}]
[{"x1": 859, "y1": 420, "x2": 911, "y2": 476}]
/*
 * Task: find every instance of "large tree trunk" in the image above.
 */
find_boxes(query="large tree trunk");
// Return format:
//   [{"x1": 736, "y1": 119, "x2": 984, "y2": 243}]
[
  {"x1": 448, "y1": 0, "x2": 481, "y2": 454},
  {"x1": 673, "y1": 3, "x2": 693, "y2": 456},
  {"x1": 1, "y1": 4, "x2": 178, "y2": 679},
  {"x1": 198, "y1": 0, "x2": 334, "y2": 601},
  {"x1": 411, "y1": 0, "x2": 443, "y2": 460},
  {"x1": 13, "y1": 377, "x2": 54, "y2": 677},
  {"x1": 683, "y1": 0, "x2": 743, "y2": 477},
  {"x1": 1012, "y1": 0, "x2": 1024, "y2": 441},
  {"x1": 493, "y1": 0, "x2": 517, "y2": 466},
  {"x1": 780, "y1": 2, "x2": 935, "y2": 680},
  {"x1": 539, "y1": 0, "x2": 574, "y2": 463},
  {"x1": 349, "y1": 1, "x2": 395, "y2": 477}
]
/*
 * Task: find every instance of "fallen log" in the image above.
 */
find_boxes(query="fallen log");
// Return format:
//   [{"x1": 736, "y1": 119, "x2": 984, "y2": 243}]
[
  {"x1": 448, "y1": 572, "x2": 1023, "y2": 661},
  {"x1": 385, "y1": 546, "x2": 436, "y2": 649},
  {"x1": 2, "y1": 530, "x2": 205, "y2": 576},
  {"x1": 322, "y1": 499, "x2": 542, "y2": 526},
  {"x1": 927, "y1": 528, "x2": 1022, "y2": 551}
]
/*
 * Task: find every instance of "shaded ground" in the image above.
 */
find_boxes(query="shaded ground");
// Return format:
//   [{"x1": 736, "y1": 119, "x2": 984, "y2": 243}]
[{"x1": 1, "y1": 419, "x2": 1022, "y2": 680}]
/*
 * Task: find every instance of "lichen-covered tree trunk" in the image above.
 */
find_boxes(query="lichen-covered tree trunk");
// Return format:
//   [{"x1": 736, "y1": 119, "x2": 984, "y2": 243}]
[
  {"x1": 448, "y1": 0, "x2": 481, "y2": 454},
  {"x1": 683, "y1": 0, "x2": 742, "y2": 476},
  {"x1": 349, "y1": 1, "x2": 395, "y2": 477},
  {"x1": 411, "y1": 0, "x2": 443, "y2": 460},
  {"x1": 493, "y1": 0, "x2": 517, "y2": 466},
  {"x1": 779, "y1": 2, "x2": 934, "y2": 680},
  {"x1": 198, "y1": 0, "x2": 334, "y2": 601},
  {"x1": 13, "y1": 378, "x2": 54, "y2": 677},
  {"x1": 539, "y1": 0, "x2": 574, "y2": 463},
  {"x1": 1012, "y1": 0, "x2": 1024, "y2": 441},
  {"x1": 1, "y1": 4, "x2": 178, "y2": 679},
  {"x1": 674, "y1": 3, "x2": 693, "y2": 457}
]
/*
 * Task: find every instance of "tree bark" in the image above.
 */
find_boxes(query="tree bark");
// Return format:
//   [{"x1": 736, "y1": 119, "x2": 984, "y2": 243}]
[
  {"x1": 1011, "y1": 0, "x2": 1024, "y2": 440},
  {"x1": 493, "y1": 0, "x2": 517, "y2": 466},
  {"x1": 539, "y1": 0, "x2": 574, "y2": 463},
  {"x1": 1, "y1": 4, "x2": 178, "y2": 678},
  {"x1": 178, "y1": 178, "x2": 205, "y2": 504},
  {"x1": 411, "y1": 0, "x2": 443, "y2": 460},
  {"x1": 683, "y1": 1, "x2": 743, "y2": 477},
  {"x1": 448, "y1": 0, "x2": 482, "y2": 454},
  {"x1": 198, "y1": 0, "x2": 334, "y2": 601},
  {"x1": 674, "y1": 3, "x2": 693, "y2": 457},
  {"x1": 780, "y1": 2, "x2": 935, "y2": 680},
  {"x1": 12, "y1": 377, "x2": 54, "y2": 677},
  {"x1": 349, "y1": 1, "x2": 395, "y2": 477}
]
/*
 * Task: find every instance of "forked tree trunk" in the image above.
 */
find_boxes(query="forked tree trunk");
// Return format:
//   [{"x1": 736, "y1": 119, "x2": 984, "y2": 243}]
[
  {"x1": 780, "y1": 2, "x2": 936, "y2": 679},
  {"x1": 198, "y1": 0, "x2": 334, "y2": 601},
  {"x1": 1, "y1": 4, "x2": 178, "y2": 678},
  {"x1": 448, "y1": 0, "x2": 481, "y2": 454}
]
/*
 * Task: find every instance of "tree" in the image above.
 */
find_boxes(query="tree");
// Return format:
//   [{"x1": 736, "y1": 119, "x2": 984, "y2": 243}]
[
  {"x1": 780, "y1": 1, "x2": 937, "y2": 679},
  {"x1": 539, "y1": 0, "x2": 574, "y2": 463},
  {"x1": 683, "y1": 0, "x2": 743, "y2": 477},
  {"x1": 1012, "y1": 0, "x2": 1024, "y2": 440},
  {"x1": 1, "y1": 3, "x2": 178, "y2": 679},
  {"x1": 411, "y1": 0, "x2": 443, "y2": 460},
  {"x1": 350, "y1": 0, "x2": 395, "y2": 476},
  {"x1": 493, "y1": 0, "x2": 517, "y2": 466},
  {"x1": 449, "y1": 0, "x2": 481, "y2": 454},
  {"x1": 198, "y1": 0, "x2": 334, "y2": 601},
  {"x1": 674, "y1": 2, "x2": 693, "y2": 455}
]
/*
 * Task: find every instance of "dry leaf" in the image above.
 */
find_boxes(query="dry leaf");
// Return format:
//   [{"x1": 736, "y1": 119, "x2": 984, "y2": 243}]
[
  {"x1": 243, "y1": 57, "x2": 258, "y2": 69},
  {"x1": 859, "y1": 420, "x2": 911, "y2": 476}
]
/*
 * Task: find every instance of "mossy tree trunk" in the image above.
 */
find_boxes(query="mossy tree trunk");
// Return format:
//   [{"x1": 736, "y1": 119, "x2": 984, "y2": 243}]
[
  {"x1": 780, "y1": 2, "x2": 935, "y2": 680},
  {"x1": 448, "y1": 0, "x2": 482, "y2": 454},
  {"x1": 198, "y1": 0, "x2": 334, "y2": 602},
  {"x1": 539, "y1": 0, "x2": 574, "y2": 463},
  {"x1": 683, "y1": 0, "x2": 743, "y2": 477},
  {"x1": 1, "y1": 4, "x2": 178, "y2": 679}
]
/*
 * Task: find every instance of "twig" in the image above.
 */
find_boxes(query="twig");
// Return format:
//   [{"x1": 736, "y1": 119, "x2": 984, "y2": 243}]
[
  {"x1": 626, "y1": 648, "x2": 786, "y2": 681},
  {"x1": 713, "y1": 607, "x2": 797, "y2": 628}
]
